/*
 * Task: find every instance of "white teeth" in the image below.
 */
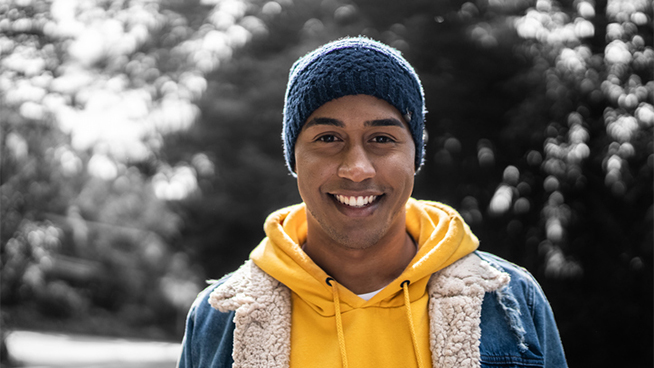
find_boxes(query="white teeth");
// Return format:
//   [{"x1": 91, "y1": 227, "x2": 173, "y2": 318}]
[{"x1": 335, "y1": 194, "x2": 377, "y2": 208}]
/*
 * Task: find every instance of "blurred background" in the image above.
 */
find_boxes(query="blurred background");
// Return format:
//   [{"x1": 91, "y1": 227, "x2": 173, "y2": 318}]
[{"x1": 0, "y1": 0, "x2": 651, "y2": 366}]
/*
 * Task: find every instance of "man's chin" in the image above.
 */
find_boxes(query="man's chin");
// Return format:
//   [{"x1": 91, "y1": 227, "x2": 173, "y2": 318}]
[{"x1": 322, "y1": 224, "x2": 386, "y2": 250}]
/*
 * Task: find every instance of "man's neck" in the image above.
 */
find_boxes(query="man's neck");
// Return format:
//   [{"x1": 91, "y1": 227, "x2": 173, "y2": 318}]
[{"x1": 302, "y1": 228, "x2": 417, "y2": 295}]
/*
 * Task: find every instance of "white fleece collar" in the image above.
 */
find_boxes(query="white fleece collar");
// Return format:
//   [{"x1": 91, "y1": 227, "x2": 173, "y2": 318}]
[
  {"x1": 427, "y1": 252, "x2": 510, "y2": 368},
  {"x1": 209, "y1": 261, "x2": 292, "y2": 368},
  {"x1": 209, "y1": 253, "x2": 509, "y2": 368}
]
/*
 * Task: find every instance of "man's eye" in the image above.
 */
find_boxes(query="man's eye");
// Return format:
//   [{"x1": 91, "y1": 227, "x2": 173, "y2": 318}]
[
  {"x1": 317, "y1": 135, "x2": 336, "y2": 143},
  {"x1": 372, "y1": 136, "x2": 394, "y2": 143}
]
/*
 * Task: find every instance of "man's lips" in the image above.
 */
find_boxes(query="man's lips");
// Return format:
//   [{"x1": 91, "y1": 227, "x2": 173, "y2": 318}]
[{"x1": 331, "y1": 194, "x2": 382, "y2": 208}]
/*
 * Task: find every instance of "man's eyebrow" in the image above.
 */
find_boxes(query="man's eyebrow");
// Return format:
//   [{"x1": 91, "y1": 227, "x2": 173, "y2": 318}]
[
  {"x1": 303, "y1": 117, "x2": 344, "y2": 129},
  {"x1": 365, "y1": 118, "x2": 406, "y2": 128}
]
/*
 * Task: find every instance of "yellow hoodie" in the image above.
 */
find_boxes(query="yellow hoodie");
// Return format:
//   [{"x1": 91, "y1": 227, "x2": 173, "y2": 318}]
[{"x1": 250, "y1": 198, "x2": 479, "y2": 368}]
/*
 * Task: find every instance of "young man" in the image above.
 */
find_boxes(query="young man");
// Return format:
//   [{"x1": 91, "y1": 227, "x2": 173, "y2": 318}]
[{"x1": 178, "y1": 37, "x2": 568, "y2": 368}]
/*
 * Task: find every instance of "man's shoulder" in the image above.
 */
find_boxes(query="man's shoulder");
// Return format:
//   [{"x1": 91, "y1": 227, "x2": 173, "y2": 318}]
[
  {"x1": 187, "y1": 274, "x2": 235, "y2": 318},
  {"x1": 474, "y1": 250, "x2": 550, "y2": 308},
  {"x1": 475, "y1": 251, "x2": 538, "y2": 284}
]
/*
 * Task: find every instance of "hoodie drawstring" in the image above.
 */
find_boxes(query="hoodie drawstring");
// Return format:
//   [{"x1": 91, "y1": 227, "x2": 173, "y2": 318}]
[
  {"x1": 327, "y1": 277, "x2": 349, "y2": 368},
  {"x1": 327, "y1": 278, "x2": 425, "y2": 368},
  {"x1": 401, "y1": 280, "x2": 425, "y2": 368}
]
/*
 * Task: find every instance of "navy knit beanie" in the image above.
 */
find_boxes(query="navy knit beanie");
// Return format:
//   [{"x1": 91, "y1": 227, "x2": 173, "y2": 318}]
[{"x1": 282, "y1": 36, "x2": 426, "y2": 175}]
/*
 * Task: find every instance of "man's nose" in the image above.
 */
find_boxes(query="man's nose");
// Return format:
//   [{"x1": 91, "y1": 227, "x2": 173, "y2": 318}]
[{"x1": 337, "y1": 144, "x2": 375, "y2": 182}]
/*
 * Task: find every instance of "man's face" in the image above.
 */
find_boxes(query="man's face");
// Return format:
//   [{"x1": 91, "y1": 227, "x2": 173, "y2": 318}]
[{"x1": 294, "y1": 94, "x2": 416, "y2": 250}]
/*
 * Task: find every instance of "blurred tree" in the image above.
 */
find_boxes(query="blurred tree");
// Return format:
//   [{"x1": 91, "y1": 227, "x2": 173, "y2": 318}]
[
  {"x1": 505, "y1": 0, "x2": 653, "y2": 365},
  {"x1": 0, "y1": 0, "x2": 231, "y2": 339}
]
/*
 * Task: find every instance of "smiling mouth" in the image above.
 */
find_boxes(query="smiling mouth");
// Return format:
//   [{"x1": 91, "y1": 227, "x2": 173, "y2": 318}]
[{"x1": 333, "y1": 194, "x2": 380, "y2": 208}]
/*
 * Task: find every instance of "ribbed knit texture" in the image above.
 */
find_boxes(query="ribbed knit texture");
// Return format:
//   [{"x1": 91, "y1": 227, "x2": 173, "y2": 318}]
[{"x1": 282, "y1": 37, "x2": 426, "y2": 174}]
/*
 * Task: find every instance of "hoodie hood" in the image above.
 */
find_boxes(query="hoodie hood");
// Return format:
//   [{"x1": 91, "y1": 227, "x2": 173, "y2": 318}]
[{"x1": 250, "y1": 198, "x2": 479, "y2": 315}]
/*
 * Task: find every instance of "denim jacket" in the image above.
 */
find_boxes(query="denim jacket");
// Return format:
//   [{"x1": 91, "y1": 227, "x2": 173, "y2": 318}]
[{"x1": 178, "y1": 251, "x2": 567, "y2": 368}]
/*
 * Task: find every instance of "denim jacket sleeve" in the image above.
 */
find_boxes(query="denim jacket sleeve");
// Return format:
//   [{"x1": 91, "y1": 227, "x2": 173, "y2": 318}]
[
  {"x1": 477, "y1": 251, "x2": 568, "y2": 368},
  {"x1": 177, "y1": 282, "x2": 235, "y2": 368}
]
